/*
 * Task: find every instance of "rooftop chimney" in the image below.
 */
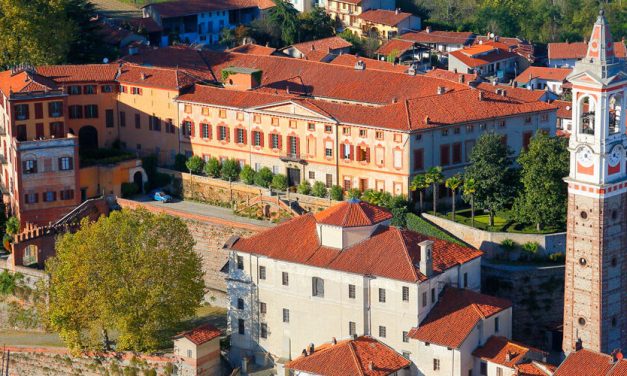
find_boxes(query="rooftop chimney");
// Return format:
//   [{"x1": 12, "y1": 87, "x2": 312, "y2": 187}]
[
  {"x1": 395, "y1": 8, "x2": 400, "y2": 14},
  {"x1": 437, "y1": 86, "x2": 445, "y2": 95},
  {"x1": 424, "y1": 116, "x2": 430, "y2": 125},
  {"x1": 611, "y1": 349, "x2": 624, "y2": 363},
  {"x1": 419, "y1": 240, "x2": 434, "y2": 277},
  {"x1": 426, "y1": 26, "x2": 432, "y2": 33},
  {"x1": 505, "y1": 351, "x2": 512, "y2": 362},
  {"x1": 302, "y1": 349, "x2": 308, "y2": 357},
  {"x1": 501, "y1": 89, "x2": 507, "y2": 97},
  {"x1": 309, "y1": 343, "x2": 315, "y2": 354},
  {"x1": 478, "y1": 91, "x2": 484, "y2": 101},
  {"x1": 141, "y1": 72, "x2": 147, "y2": 80},
  {"x1": 354, "y1": 60, "x2": 366, "y2": 70},
  {"x1": 332, "y1": 337, "x2": 337, "y2": 345},
  {"x1": 368, "y1": 361, "x2": 374, "y2": 371},
  {"x1": 459, "y1": 75, "x2": 465, "y2": 83}
]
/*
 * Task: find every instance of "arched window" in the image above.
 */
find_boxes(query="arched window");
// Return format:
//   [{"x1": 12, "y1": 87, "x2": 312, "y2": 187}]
[
  {"x1": 609, "y1": 94, "x2": 623, "y2": 134},
  {"x1": 579, "y1": 96, "x2": 596, "y2": 135}
]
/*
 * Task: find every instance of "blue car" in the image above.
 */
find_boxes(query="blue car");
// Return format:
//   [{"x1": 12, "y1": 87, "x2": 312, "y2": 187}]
[{"x1": 152, "y1": 191, "x2": 172, "y2": 203}]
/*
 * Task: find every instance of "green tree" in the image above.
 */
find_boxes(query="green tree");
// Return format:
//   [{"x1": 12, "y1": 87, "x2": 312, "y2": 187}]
[
  {"x1": 254, "y1": 167, "x2": 274, "y2": 188},
  {"x1": 410, "y1": 174, "x2": 429, "y2": 213},
  {"x1": 66, "y1": 0, "x2": 112, "y2": 64},
  {"x1": 297, "y1": 180, "x2": 312, "y2": 195},
  {"x1": 311, "y1": 181, "x2": 327, "y2": 198},
  {"x1": 185, "y1": 156, "x2": 204, "y2": 175},
  {"x1": 219, "y1": 27, "x2": 236, "y2": 48},
  {"x1": 45, "y1": 209, "x2": 204, "y2": 353},
  {"x1": 267, "y1": 0, "x2": 300, "y2": 45},
  {"x1": 425, "y1": 167, "x2": 444, "y2": 215},
  {"x1": 464, "y1": 132, "x2": 515, "y2": 226},
  {"x1": 220, "y1": 159, "x2": 241, "y2": 181},
  {"x1": 5, "y1": 216, "x2": 19, "y2": 236},
  {"x1": 347, "y1": 188, "x2": 362, "y2": 200},
  {"x1": 329, "y1": 185, "x2": 344, "y2": 201},
  {"x1": 239, "y1": 165, "x2": 256, "y2": 185},
  {"x1": 462, "y1": 177, "x2": 477, "y2": 227},
  {"x1": 203, "y1": 158, "x2": 221, "y2": 178},
  {"x1": 445, "y1": 174, "x2": 463, "y2": 221},
  {"x1": 513, "y1": 132, "x2": 569, "y2": 231},
  {"x1": 271, "y1": 174, "x2": 288, "y2": 191},
  {"x1": 299, "y1": 7, "x2": 336, "y2": 41}
]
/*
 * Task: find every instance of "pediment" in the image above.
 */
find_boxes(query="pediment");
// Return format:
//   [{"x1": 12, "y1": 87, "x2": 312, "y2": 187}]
[{"x1": 249, "y1": 101, "x2": 335, "y2": 122}]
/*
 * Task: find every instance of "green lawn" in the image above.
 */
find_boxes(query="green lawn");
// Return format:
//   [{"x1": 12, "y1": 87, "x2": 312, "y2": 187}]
[
  {"x1": 440, "y1": 208, "x2": 564, "y2": 234},
  {"x1": 406, "y1": 213, "x2": 465, "y2": 245}
]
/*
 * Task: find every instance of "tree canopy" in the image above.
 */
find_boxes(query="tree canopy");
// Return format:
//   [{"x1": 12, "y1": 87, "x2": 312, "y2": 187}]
[{"x1": 45, "y1": 208, "x2": 205, "y2": 353}]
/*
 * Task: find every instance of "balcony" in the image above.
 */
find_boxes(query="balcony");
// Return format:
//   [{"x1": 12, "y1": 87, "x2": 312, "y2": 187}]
[{"x1": 280, "y1": 153, "x2": 307, "y2": 164}]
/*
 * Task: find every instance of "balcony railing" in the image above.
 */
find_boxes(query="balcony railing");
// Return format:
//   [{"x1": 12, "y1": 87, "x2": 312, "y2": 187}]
[{"x1": 280, "y1": 153, "x2": 306, "y2": 164}]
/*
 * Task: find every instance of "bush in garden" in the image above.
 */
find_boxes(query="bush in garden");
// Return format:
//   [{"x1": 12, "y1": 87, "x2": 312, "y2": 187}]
[
  {"x1": 254, "y1": 167, "x2": 274, "y2": 188},
  {"x1": 311, "y1": 182, "x2": 327, "y2": 198},
  {"x1": 240, "y1": 165, "x2": 256, "y2": 185},
  {"x1": 204, "y1": 158, "x2": 221, "y2": 178}
]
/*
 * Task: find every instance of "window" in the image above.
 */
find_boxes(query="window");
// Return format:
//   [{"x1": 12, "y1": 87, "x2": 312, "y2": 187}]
[
  {"x1": 375, "y1": 131, "x2": 384, "y2": 140},
  {"x1": 259, "y1": 266, "x2": 266, "y2": 280},
  {"x1": 393, "y1": 149, "x2": 402, "y2": 169},
  {"x1": 480, "y1": 362, "x2": 487, "y2": 375},
  {"x1": 217, "y1": 126, "x2": 228, "y2": 141},
  {"x1": 307, "y1": 123, "x2": 315, "y2": 131},
  {"x1": 16, "y1": 125, "x2": 27, "y2": 141},
  {"x1": 402, "y1": 286, "x2": 409, "y2": 302},
  {"x1": 325, "y1": 142, "x2": 333, "y2": 158},
  {"x1": 495, "y1": 316, "x2": 500, "y2": 332},
  {"x1": 524, "y1": 116, "x2": 532, "y2": 124},
  {"x1": 454, "y1": 127, "x2": 460, "y2": 134},
  {"x1": 201, "y1": 107, "x2": 210, "y2": 116},
  {"x1": 59, "y1": 189, "x2": 74, "y2": 200},
  {"x1": 326, "y1": 174, "x2": 332, "y2": 188},
  {"x1": 236, "y1": 128, "x2": 245, "y2": 144},
  {"x1": 253, "y1": 114, "x2": 261, "y2": 124},
  {"x1": 84, "y1": 105, "x2": 98, "y2": 118},
  {"x1": 349, "y1": 321, "x2": 356, "y2": 336},
  {"x1": 463, "y1": 272, "x2": 468, "y2": 288},
  {"x1": 14, "y1": 104, "x2": 29, "y2": 120},
  {"x1": 50, "y1": 122, "x2": 64, "y2": 138},
  {"x1": 23, "y1": 160, "x2": 37, "y2": 174},
  {"x1": 219, "y1": 109, "x2": 227, "y2": 119},
  {"x1": 440, "y1": 144, "x2": 450, "y2": 165},
  {"x1": 312, "y1": 277, "x2": 324, "y2": 297},
  {"x1": 359, "y1": 129, "x2": 367, "y2": 137},
  {"x1": 237, "y1": 112, "x2": 244, "y2": 121},
  {"x1": 348, "y1": 284, "x2": 356, "y2": 299},
  {"x1": 433, "y1": 358, "x2": 440, "y2": 371},
  {"x1": 119, "y1": 111, "x2": 126, "y2": 127},
  {"x1": 431, "y1": 288, "x2": 435, "y2": 303},
  {"x1": 101, "y1": 85, "x2": 113, "y2": 93},
  {"x1": 184, "y1": 104, "x2": 192, "y2": 114},
  {"x1": 165, "y1": 119, "x2": 175, "y2": 133},
  {"x1": 271, "y1": 117, "x2": 279, "y2": 126},
  {"x1": 466, "y1": 125, "x2": 474, "y2": 133},
  {"x1": 522, "y1": 131, "x2": 533, "y2": 150},
  {"x1": 402, "y1": 352, "x2": 411, "y2": 360},
  {"x1": 25, "y1": 193, "x2": 38, "y2": 204},
  {"x1": 253, "y1": 131, "x2": 262, "y2": 147},
  {"x1": 59, "y1": 157, "x2": 73, "y2": 171},
  {"x1": 342, "y1": 127, "x2": 350, "y2": 136},
  {"x1": 270, "y1": 134, "x2": 280, "y2": 149},
  {"x1": 496, "y1": 368, "x2": 503, "y2": 376},
  {"x1": 261, "y1": 323, "x2": 268, "y2": 338},
  {"x1": 452, "y1": 143, "x2": 462, "y2": 164},
  {"x1": 186, "y1": 122, "x2": 196, "y2": 138},
  {"x1": 237, "y1": 298, "x2": 244, "y2": 310},
  {"x1": 131, "y1": 87, "x2": 142, "y2": 95},
  {"x1": 149, "y1": 116, "x2": 161, "y2": 131},
  {"x1": 324, "y1": 125, "x2": 332, "y2": 133},
  {"x1": 378, "y1": 288, "x2": 386, "y2": 303},
  {"x1": 238, "y1": 319, "x2": 245, "y2": 334},
  {"x1": 289, "y1": 120, "x2": 297, "y2": 128},
  {"x1": 260, "y1": 302, "x2": 267, "y2": 314},
  {"x1": 69, "y1": 105, "x2": 82, "y2": 119},
  {"x1": 106, "y1": 109, "x2": 114, "y2": 128},
  {"x1": 68, "y1": 85, "x2": 81, "y2": 95},
  {"x1": 84, "y1": 85, "x2": 96, "y2": 94},
  {"x1": 48, "y1": 102, "x2": 63, "y2": 117},
  {"x1": 282, "y1": 308, "x2": 290, "y2": 323},
  {"x1": 379, "y1": 326, "x2": 386, "y2": 338},
  {"x1": 402, "y1": 331, "x2": 409, "y2": 343},
  {"x1": 236, "y1": 255, "x2": 244, "y2": 270},
  {"x1": 414, "y1": 149, "x2": 424, "y2": 171},
  {"x1": 282, "y1": 272, "x2": 289, "y2": 286},
  {"x1": 201, "y1": 123, "x2": 211, "y2": 139},
  {"x1": 44, "y1": 191, "x2": 57, "y2": 202},
  {"x1": 135, "y1": 114, "x2": 141, "y2": 129},
  {"x1": 308, "y1": 171, "x2": 315, "y2": 179},
  {"x1": 498, "y1": 120, "x2": 506, "y2": 128},
  {"x1": 422, "y1": 291, "x2": 427, "y2": 307},
  {"x1": 441, "y1": 128, "x2": 449, "y2": 136}
]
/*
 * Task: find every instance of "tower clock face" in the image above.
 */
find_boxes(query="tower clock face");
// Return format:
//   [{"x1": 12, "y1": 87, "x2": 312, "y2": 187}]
[
  {"x1": 608, "y1": 146, "x2": 623, "y2": 166},
  {"x1": 577, "y1": 147, "x2": 594, "y2": 167}
]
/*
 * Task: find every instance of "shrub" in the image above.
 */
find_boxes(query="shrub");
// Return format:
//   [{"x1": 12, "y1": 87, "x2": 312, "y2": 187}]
[
  {"x1": 221, "y1": 159, "x2": 241, "y2": 181},
  {"x1": 6, "y1": 216, "x2": 19, "y2": 236},
  {"x1": 271, "y1": 174, "x2": 288, "y2": 191},
  {"x1": 548, "y1": 252, "x2": 565, "y2": 263},
  {"x1": 501, "y1": 239, "x2": 517, "y2": 251},
  {"x1": 329, "y1": 185, "x2": 344, "y2": 201},
  {"x1": 204, "y1": 158, "x2": 221, "y2": 178},
  {"x1": 121, "y1": 182, "x2": 139, "y2": 198},
  {"x1": 297, "y1": 180, "x2": 312, "y2": 195},
  {"x1": 522, "y1": 241, "x2": 540, "y2": 254},
  {"x1": 185, "y1": 156, "x2": 205, "y2": 174},
  {"x1": 254, "y1": 167, "x2": 273, "y2": 188},
  {"x1": 391, "y1": 207, "x2": 408, "y2": 228},
  {"x1": 240, "y1": 165, "x2": 256, "y2": 185},
  {"x1": 173, "y1": 154, "x2": 187, "y2": 172},
  {"x1": 347, "y1": 188, "x2": 362, "y2": 200},
  {"x1": 311, "y1": 181, "x2": 327, "y2": 198}
]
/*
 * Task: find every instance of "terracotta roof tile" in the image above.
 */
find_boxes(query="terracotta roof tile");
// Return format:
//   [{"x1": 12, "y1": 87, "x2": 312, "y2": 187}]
[
  {"x1": 36, "y1": 64, "x2": 119, "y2": 83},
  {"x1": 227, "y1": 43, "x2": 277, "y2": 56},
  {"x1": 475, "y1": 82, "x2": 546, "y2": 103},
  {"x1": 472, "y1": 336, "x2": 546, "y2": 368},
  {"x1": 174, "y1": 324, "x2": 221, "y2": 345},
  {"x1": 376, "y1": 39, "x2": 416, "y2": 56},
  {"x1": 549, "y1": 41, "x2": 627, "y2": 60},
  {"x1": 449, "y1": 42, "x2": 517, "y2": 68},
  {"x1": 400, "y1": 30, "x2": 474, "y2": 45},
  {"x1": 358, "y1": 9, "x2": 412, "y2": 26},
  {"x1": 0, "y1": 70, "x2": 58, "y2": 97},
  {"x1": 554, "y1": 349, "x2": 627, "y2": 376},
  {"x1": 144, "y1": 0, "x2": 274, "y2": 18},
  {"x1": 313, "y1": 199, "x2": 392, "y2": 227},
  {"x1": 516, "y1": 361, "x2": 556, "y2": 376},
  {"x1": 117, "y1": 64, "x2": 198, "y2": 90},
  {"x1": 553, "y1": 100, "x2": 573, "y2": 119},
  {"x1": 285, "y1": 336, "x2": 410, "y2": 376},
  {"x1": 289, "y1": 36, "x2": 352, "y2": 54},
  {"x1": 302, "y1": 49, "x2": 333, "y2": 62},
  {"x1": 328, "y1": 54, "x2": 407, "y2": 73},
  {"x1": 408, "y1": 288, "x2": 511, "y2": 348},
  {"x1": 514, "y1": 67, "x2": 572, "y2": 83},
  {"x1": 231, "y1": 208, "x2": 482, "y2": 282}
]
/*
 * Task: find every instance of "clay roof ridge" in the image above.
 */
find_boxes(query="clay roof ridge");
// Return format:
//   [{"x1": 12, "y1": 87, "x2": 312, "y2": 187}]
[
  {"x1": 195, "y1": 49, "x2": 220, "y2": 82},
  {"x1": 395, "y1": 227, "x2": 420, "y2": 281},
  {"x1": 348, "y1": 340, "x2": 366, "y2": 376}
]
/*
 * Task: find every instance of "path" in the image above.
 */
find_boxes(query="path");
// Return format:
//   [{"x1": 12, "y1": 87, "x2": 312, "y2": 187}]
[
  {"x1": 91, "y1": 0, "x2": 142, "y2": 19},
  {"x1": 0, "y1": 330, "x2": 64, "y2": 348}
]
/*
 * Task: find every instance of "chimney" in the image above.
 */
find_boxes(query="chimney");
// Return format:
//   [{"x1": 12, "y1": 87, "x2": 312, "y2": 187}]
[
  {"x1": 311, "y1": 44, "x2": 315, "y2": 51},
  {"x1": 575, "y1": 338, "x2": 583, "y2": 351},
  {"x1": 505, "y1": 351, "x2": 512, "y2": 362},
  {"x1": 302, "y1": 349, "x2": 308, "y2": 357},
  {"x1": 368, "y1": 361, "x2": 374, "y2": 371},
  {"x1": 459, "y1": 75, "x2": 465, "y2": 83},
  {"x1": 492, "y1": 80, "x2": 497, "y2": 86},
  {"x1": 478, "y1": 91, "x2": 484, "y2": 101},
  {"x1": 308, "y1": 343, "x2": 315, "y2": 354},
  {"x1": 437, "y1": 86, "x2": 445, "y2": 95},
  {"x1": 354, "y1": 60, "x2": 365, "y2": 70},
  {"x1": 141, "y1": 72, "x2": 147, "y2": 80},
  {"x1": 426, "y1": 26, "x2": 431, "y2": 33},
  {"x1": 424, "y1": 116, "x2": 430, "y2": 125},
  {"x1": 611, "y1": 349, "x2": 624, "y2": 363},
  {"x1": 419, "y1": 240, "x2": 434, "y2": 277},
  {"x1": 501, "y1": 89, "x2": 507, "y2": 97},
  {"x1": 332, "y1": 337, "x2": 337, "y2": 345},
  {"x1": 395, "y1": 8, "x2": 400, "y2": 14},
  {"x1": 453, "y1": 68, "x2": 458, "y2": 73},
  {"x1": 392, "y1": 97, "x2": 398, "y2": 103}
]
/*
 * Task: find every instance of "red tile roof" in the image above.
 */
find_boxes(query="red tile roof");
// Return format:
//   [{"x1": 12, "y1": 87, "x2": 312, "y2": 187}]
[
  {"x1": 400, "y1": 30, "x2": 474, "y2": 45},
  {"x1": 553, "y1": 100, "x2": 573, "y2": 119},
  {"x1": 449, "y1": 43, "x2": 517, "y2": 68},
  {"x1": 472, "y1": 336, "x2": 546, "y2": 369},
  {"x1": 376, "y1": 39, "x2": 416, "y2": 56},
  {"x1": 125, "y1": 17, "x2": 163, "y2": 34},
  {"x1": 144, "y1": 0, "x2": 274, "y2": 18},
  {"x1": 329, "y1": 54, "x2": 407, "y2": 73},
  {"x1": 0, "y1": 70, "x2": 58, "y2": 96},
  {"x1": 475, "y1": 82, "x2": 546, "y2": 103},
  {"x1": 554, "y1": 349, "x2": 627, "y2": 376},
  {"x1": 174, "y1": 324, "x2": 221, "y2": 345},
  {"x1": 515, "y1": 361, "x2": 557, "y2": 376},
  {"x1": 302, "y1": 49, "x2": 333, "y2": 62},
  {"x1": 231, "y1": 209, "x2": 482, "y2": 283},
  {"x1": 358, "y1": 9, "x2": 412, "y2": 27},
  {"x1": 514, "y1": 67, "x2": 572, "y2": 83},
  {"x1": 313, "y1": 199, "x2": 393, "y2": 227},
  {"x1": 548, "y1": 41, "x2": 627, "y2": 60},
  {"x1": 285, "y1": 336, "x2": 410, "y2": 376},
  {"x1": 117, "y1": 64, "x2": 197, "y2": 90},
  {"x1": 36, "y1": 64, "x2": 119, "y2": 83},
  {"x1": 424, "y1": 68, "x2": 478, "y2": 84},
  {"x1": 408, "y1": 287, "x2": 511, "y2": 348},
  {"x1": 227, "y1": 43, "x2": 277, "y2": 56},
  {"x1": 289, "y1": 36, "x2": 352, "y2": 54},
  {"x1": 473, "y1": 36, "x2": 534, "y2": 61}
]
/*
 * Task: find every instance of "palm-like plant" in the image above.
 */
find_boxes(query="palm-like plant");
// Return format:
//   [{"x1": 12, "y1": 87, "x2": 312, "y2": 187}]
[
  {"x1": 463, "y1": 177, "x2": 477, "y2": 227},
  {"x1": 445, "y1": 174, "x2": 463, "y2": 221},
  {"x1": 410, "y1": 174, "x2": 429, "y2": 213},
  {"x1": 425, "y1": 166, "x2": 444, "y2": 215}
]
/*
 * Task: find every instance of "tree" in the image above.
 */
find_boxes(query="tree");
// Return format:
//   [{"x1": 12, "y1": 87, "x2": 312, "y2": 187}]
[
  {"x1": 219, "y1": 27, "x2": 236, "y2": 48},
  {"x1": 410, "y1": 174, "x2": 429, "y2": 213},
  {"x1": 204, "y1": 158, "x2": 221, "y2": 178},
  {"x1": 462, "y1": 177, "x2": 477, "y2": 227},
  {"x1": 513, "y1": 132, "x2": 569, "y2": 231},
  {"x1": 254, "y1": 167, "x2": 274, "y2": 188},
  {"x1": 464, "y1": 132, "x2": 515, "y2": 226},
  {"x1": 445, "y1": 174, "x2": 463, "y2": 221},
  {"x1": 185, "y1": 156, "x2": 204, "y2": 175},
  {"x1": 45, "y1": 209, "x2": 205, "y2": 353},
  {"x1": 297, "y1": 180, "x2": 312, "y2": 195},
  {"x1": 271, "y1": 174, "x2": 288, "y2": 191},
  {"x1": 425, "y1": 167, "x2": 444, "y2": 215},
  {"x1": 240, "y1": 165, "x2": 256, "y2": 185},
  {"x1": 329, "y1": 185, "x2": 344, "y2": 201},
  {"x1": 173, "y1": 154, "x2": 187, "y2": 172},
  {"x1": 347, "y1": 188, "x2": 362, "y2": 200},
  {"x1": 267, "y1": 0, "x2": 300, "y2": 45},
  {"x1": 220, "y1": 159, "x2": 241, "y2": 181},
  {"x1": 311, "y1": 181, "x2": 327, "y2": 198},
  {"x1": 299, "y1": 7, "x2": 335, "y2": 41},
  {"x1": 65, "y1": 0, "x2": 112, "y2": 64},
  {"x1": 361, "y1": 189, "x2": 389, "y2": 207}
]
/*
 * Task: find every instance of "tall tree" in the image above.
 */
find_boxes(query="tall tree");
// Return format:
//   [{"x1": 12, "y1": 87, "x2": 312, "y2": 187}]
[
  {"x1": 462, "y1": 177, "x2": 477, "y2": 227},
  {"x1": 513, "y1": 132, "x2": 569, "y2": 231},
  {"x1": 410, "y1": 174, "x2": 429, "y2": 213},
  {"x1": 464, "y1": 132, "x2": 515, "y2": 226},
  {"x1": 445, "y1": 174, "x2": 463, "y2": 221},
  {"x1": 425, "y1": 166, "x2": 444, "y2": 215},
  {"x1": 299, "y1": 7, "x2": 336, "y2": 41},
  {"x1": 267, "y1": 0, "x2": 300, "y2": 45},
  {"x1": 45, "y1": 209, "x2": 205, "y2": 353},
  {"x1": 65, "y1": 0, "x2": 107, "y2": 64}
]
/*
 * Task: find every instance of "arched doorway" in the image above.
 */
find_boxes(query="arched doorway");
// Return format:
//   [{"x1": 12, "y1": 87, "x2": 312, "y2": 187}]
[
  {"x1": 78, "y1": 126, "x2": 98, "y2": 151},
  {"x1": 133, "y1": 171, "x2": 144, "y2": 193}
]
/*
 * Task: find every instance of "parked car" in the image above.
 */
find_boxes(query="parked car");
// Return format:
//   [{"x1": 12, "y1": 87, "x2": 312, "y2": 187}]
[{"x1": 152, "y1": 191, "x2": 172, "y2": 203}]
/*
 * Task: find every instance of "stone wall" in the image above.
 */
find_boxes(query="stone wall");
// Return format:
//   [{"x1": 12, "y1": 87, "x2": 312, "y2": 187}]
[
  {"x1": 117, "y1": 199, "x2": 264, "y2": 307},
  {"x1": 482, "y1": 262, "x2": 565, "y2": 350},
  {"x1": 422, "y1": 213, "x2": 566, "y2": 257}
]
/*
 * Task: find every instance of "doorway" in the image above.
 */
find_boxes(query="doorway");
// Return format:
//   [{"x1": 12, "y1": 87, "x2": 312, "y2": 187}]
[
  {"x1": 287, "y1": 168, "x2": 301, "y2": 187},
  {"x1": 133, "y1": 171, "x2": 144, "y2": 193}
]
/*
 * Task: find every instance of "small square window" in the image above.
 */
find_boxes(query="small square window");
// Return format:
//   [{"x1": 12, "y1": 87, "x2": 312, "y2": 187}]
[
  {"x1": 441, "y1": 129, "x2": 449, "y2": 136},
  {"x1": 454, "y1": 127, "x2": 460, "y2": 134},
  {"x1": 394, "y1": 134, "x2": 402, "y2": 142},
  {"x1": 260, "y1": 302, "x2": 267, "y2": 314},
  {"x1": 308, "y1": 171, "x2": 315, "y2": 179},
  {"x1": 271, "y1": 117, "x2": 279, "y2": 126},
  {"x1": 402, "y1": 331, "x2": 409, "y2": 343},
  {"x1": 349, "y1": 321, "x2": 356, "y2": 336},
  {"x1": 219, "y1": 109, "x2": 227, "y2": 118},
  {"x1": 237, "y1": 112, "x2": 244, "y2": 121},
  {"x1": 324, "y1": 125, "x2": 332, "y2": 133},
  {"x1": 308, "y1": 123, "x2": 315, "y2": 131},
  {"x1": 342, "y1": 127, "x2": 350, "y2": 135},
  {"x1": 202, "y1": 107, "x2": 210, "y2": 116},
  {"x1": 359, "y1": 129, "x2": 367, "y2": 137},
  {"x1": 236, "y1": 256, "x2": 244, "y2": 270},
  {"x1": 259, "y1": 266, "x2": 266, "y2": 280},
  {"x1": 289, "y1": 120, "x2": 297, "y2": 128},
  {"x1": 375, "y1": 131, "x2": 384, "y2": 140},
  {"x1": 254, "y1": 114, "x2": 261, "y2": 124}
]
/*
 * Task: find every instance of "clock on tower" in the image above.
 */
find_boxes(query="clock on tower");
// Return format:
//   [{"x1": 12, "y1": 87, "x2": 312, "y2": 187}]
[{"x1": 562, "y1": 9, "x2": 627, "y2": 355}]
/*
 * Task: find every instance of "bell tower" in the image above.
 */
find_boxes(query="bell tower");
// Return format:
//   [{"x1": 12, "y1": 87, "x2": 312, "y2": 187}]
[{"x1": 563, "y1": 9, "x2": 627, "y2": 355}]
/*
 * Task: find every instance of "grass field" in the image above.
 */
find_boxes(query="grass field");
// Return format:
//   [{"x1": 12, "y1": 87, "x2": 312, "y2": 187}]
[
  {"x1": 439, "y1": 208, "x2": 563, "y2": 234},
  {"x1": 405, "y1": 213, "x2": 465, "y2": 245}
]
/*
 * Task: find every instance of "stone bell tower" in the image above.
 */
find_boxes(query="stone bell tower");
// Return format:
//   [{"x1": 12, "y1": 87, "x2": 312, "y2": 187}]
[{"x1": 562, "y1": 9, "x2": 627, "y2": 355}]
